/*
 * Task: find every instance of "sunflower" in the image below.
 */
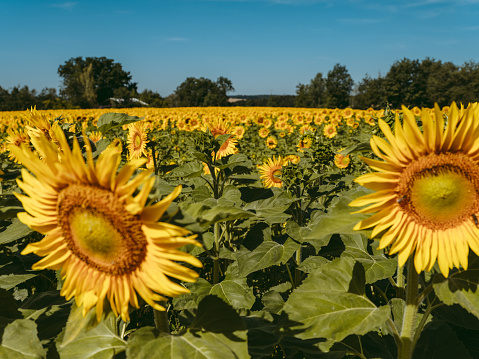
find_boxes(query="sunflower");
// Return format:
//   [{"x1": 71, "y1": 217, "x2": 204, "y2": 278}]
[
  {"x1": 334, "y1": 151, "x2": 351, "y2": 169},
  {"x1": 88, "y1": 131, "x2": 104, "y2": 144},
  {"x1": 258, "y1": 156, "x2": 285, "y2": 188},
  {"x1": 350, "y1": 103, "x2": 479, "y2": 277},
  {"x1": 233, "y1": 126, "x2": 246, "y2": 139},
  {"x1": 258, "y1": 127, "x2": 270, "y2": 138},
  {"x1": 266, "y1": 136, "x2": 278, "y2": 149},
  {"x1": 203, "y1": 117, "x2": 237, "y2": 160},
  {"x1": 127, "y1": 121, "x2": 149, "y2": 160},
  {"x1": 323, "y1": 124, "x2": 337, "y2": 139},
  {"x1": 6, "y1": 128, "x2": 30, "y2": 163},
  {"x1": 297, "y1": 136, "x2": 313, "y2": 152},
  {"x1": 11, "y1": 125, "x2": 202, "y2": 321}
]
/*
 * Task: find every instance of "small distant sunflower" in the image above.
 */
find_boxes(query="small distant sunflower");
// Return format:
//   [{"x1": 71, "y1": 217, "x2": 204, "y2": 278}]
[
  {"x1": 266, "y1": 136, "x2": 278, "y2": 149},
  {"x1": 25, "y1": 107, "x2": 57, "y2": 143},
  {"x1": 284, "y1": 154, "x2": 301, "y2": 165},
  {"x1": 258, "y1": 156, "x2": 285, "y2": 188},
  {"x1": 297, "y1": 136, "x2": 313, "y2": 152},
  {"x1": 233, "y1": 126, "x2": 245, "y2": 139},
  {"x1": 127, "y1": 121, "x2": 149, "y2": 160},
  {"x1": 6, "y1": 129, "x2": 30, "y2": 163},
  {"x1": 258, "y1": 127, "x2": 270, "y2": 138},
  {"x1": 88, "y1": 131, "x2": 104, "y2": 144},
  {"x1": 350, "y1": 103, "x2": 479, "y2": 277},
  {"x1": 203, "y1": 118, "x2": 238, "y2": 160},
  {"x1": 334, "y1": 151, "x2": 351, "y2": 169},
  {"x1": 323, "y1": 124, "x2": 337, "y2": 139},
  {"x1": 12, "y1": 125, "x2": 202, "y2": 321},
  {"x1": 342, "y1": 108, "x2": 354, "y2": 119}
]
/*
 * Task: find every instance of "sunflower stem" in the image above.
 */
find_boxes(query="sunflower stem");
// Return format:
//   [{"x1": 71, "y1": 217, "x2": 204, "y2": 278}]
[
  {"x1": 154, "y1": 302, "x2": 170, "y2": 334},
  {"x1": 213, "y1": 222, "x2": 221, "y2": 284},
  {"x1": 397, "y1": 259, "x2": 419, "y2": 359}
]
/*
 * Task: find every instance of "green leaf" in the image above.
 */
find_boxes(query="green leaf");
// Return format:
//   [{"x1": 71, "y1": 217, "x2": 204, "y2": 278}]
[
  {"x1": 283, "y1": 257, "x2": 390, "y2": 341},
  {"x1": 128, "y1": 328, "x2": 249, "y2": 359},
  {"x1": 341, "y1": 234, "x2": 397, "y2": 283},
  {"x1": 56, "y1": 304, "x2": 126, "y2": 359},
  {"x1": 96, "y1": 112, "x2": 142, "y2": 134},
  {"x1": 183, "y1": 199, "x2": 254, "y2": 228},
  {"x1": 0, "y1": 218, "x2": 33, "y2": 245},
  {"x1": 262, "y1": 290, "x2": 285, "y2": 314},
  {"x1": 0, "y1": 195, "x2": 24, "y2": 220},
  {"x1": 0, "y1": 319, "x2": 46, "y2": 358},
  {"x1": 303, "y1": 186, "x2": 372, "y2": 250},
  {"x1": 209, "y1": 279, "x2": 255, "y2": 309},
  {"x1": 128, "y1": 296, "x2": 248, "y2": 359},
  {"x1": 433, "y1": 254, "x2": 479, "y2": 319},
  {"x1": 297, "y1": 256, "x2": 329, "y2": 273},
  {"x1": 167, "y1": 161, "x2": 204, "y2": 178},
  {"x1": 0, "y1": 274, "x2": 37, "y2": 290},
  {"x1": 244, "y1": 194, "x2": 295, "y2": 224},
  {"x1": 20, "y1": 291, "x2": 71, "y2": 342},
  {"x1": 172, "y1": 278, "x2": 213, "y2": 311},
  {"x1": 236, "y1": 241, "x2": 284, "y2": 277},
  {"x1": 413, "y1": 321, "x2": 472, "y2": 359},
  {"x1": 190, "y1": 295, "x2": 246, "y2": 333}
]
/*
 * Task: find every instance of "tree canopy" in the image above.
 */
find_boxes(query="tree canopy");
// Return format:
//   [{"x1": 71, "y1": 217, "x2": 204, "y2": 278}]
[
  {"x1": 172, "y1": 76, "x2": 234, "y2": 107},
  {"x1": 57, "y1": 56, "x2": 137, "y2": 108}
]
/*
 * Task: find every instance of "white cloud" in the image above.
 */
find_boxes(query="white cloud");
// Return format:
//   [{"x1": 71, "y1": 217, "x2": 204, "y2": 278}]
[{"x1": 49, "y1": 2, "x2": 77, "y2": 10}]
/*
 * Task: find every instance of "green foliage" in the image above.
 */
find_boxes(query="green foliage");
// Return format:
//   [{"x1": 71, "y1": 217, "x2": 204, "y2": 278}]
[
  {"x1": 57, "y1": 56, "x2": 137, "y2": 108},
  {"x1": 2, "y1": 108, "x2": 479, "y2": 359},
  {"x1": 173, "y1": 76, "x2": 235, "y2": 107}
]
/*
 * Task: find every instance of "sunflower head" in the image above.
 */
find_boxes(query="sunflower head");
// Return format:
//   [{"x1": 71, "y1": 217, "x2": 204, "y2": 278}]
[
  {"x1": 258, "y1": 156, "x2": 285, "y2": 188},
  {"x1": 12, "y1": 124, "x2": 202, "y2": 321},
  {"x1": 350, "y1": 102, "x2": 479, "y2": 277}
]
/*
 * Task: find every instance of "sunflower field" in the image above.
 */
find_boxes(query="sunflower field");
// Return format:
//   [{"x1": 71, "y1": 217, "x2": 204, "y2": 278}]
[{"x1": 0, "y1": 104, "x2": 478, "y2": 359}]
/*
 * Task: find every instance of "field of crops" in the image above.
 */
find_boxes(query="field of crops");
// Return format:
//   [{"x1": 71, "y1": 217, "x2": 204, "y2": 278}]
[{"x1": 0, "y1": 104, "x2": 478, "y2": 359}]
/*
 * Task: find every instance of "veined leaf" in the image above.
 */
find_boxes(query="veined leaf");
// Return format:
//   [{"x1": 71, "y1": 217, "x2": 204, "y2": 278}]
[
  {"x1": 341, "y1": 233, "x2": 397, "y2": 283},
  {"x1": 56, "y1": 304, "x2": 126, "y2": 359},
  {"x1": 0, "y1": 319, "x2": 45, "y2": 358},
  {"x1": 127, "y1": 295, "x2": 248, "y2": 359},
  {"x1": 96, "y1": 112, "x2": 142, "y2": 134},
  {"x1": 283, "y1": 257, "x2": 390, "y2": 341},
  {"x1": 0, "y1": 218, "x2": 33, "y2": 245},
  {"x1": 209, "y1": 278, "x2": 255, "y2": 309},
  {"x1": 304, "y1": 186, "x2": 373, "y2": 250},
  {"x1": 433, "y1": 254, "x2": 479, "y2": 319},
  {"x1": 0, "y1": 274, "x2": 37, "y2": 290},
  {"x1": 236, "y1": 241, "x2": 284, "y2": 277}
]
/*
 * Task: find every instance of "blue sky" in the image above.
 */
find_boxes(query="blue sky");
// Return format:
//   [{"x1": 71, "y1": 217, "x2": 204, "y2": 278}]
[{"x1": 1, "y1": 0, "x2": 478, "y2": 96}]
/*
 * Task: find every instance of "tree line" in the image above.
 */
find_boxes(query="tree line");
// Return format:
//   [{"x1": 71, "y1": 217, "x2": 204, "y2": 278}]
[{"x1": 1, "y1": 56, "x2": 478, "y2": 111}]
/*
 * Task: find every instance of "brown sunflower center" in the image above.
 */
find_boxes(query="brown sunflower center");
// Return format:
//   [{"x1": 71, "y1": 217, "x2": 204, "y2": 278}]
[
  {"x1": 57, "y1": 184, "x2": 147, "y2": 275},
  {"x1": 396, "y1": 152, "x2": 479, "y2": 230}
]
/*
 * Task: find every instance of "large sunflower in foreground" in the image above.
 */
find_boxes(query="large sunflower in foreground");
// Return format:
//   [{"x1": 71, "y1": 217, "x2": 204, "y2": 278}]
[
  {"x1": 350, "y1": 102, "x2": 479, "y2": 277},
  {"x1": 11, "y1": 125, "x2": 202, "y2": 321}
]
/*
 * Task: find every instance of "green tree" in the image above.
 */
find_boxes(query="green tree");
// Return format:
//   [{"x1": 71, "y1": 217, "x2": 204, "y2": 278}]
[
  {"x1": 295, "y1": 73, "x2": 326, "y2": 108},
  {"x1": 354, "y1": 74, "x2": 387, "y2": 109},
  {"x1": 324, "y1": 64, "x2": 354, "y2": 108},
  {"x1": 384, "y1": 58, "x2": 428, "y2": 108},
  {"x1": 450, "y1": 61, "x2": 479, "y2": 105},
  {"x1": 173, "y1": 77, "x2": 234, "y2": 107},
  {"x1": 424, "y1": 60, "x2": 458, "y2": 107},
  {"x1": 137, "y1": 89, "x2": 168, "y2": 108},
  {"x1": 57, "y1": 56, "x2": 137, "y2": 108}
]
